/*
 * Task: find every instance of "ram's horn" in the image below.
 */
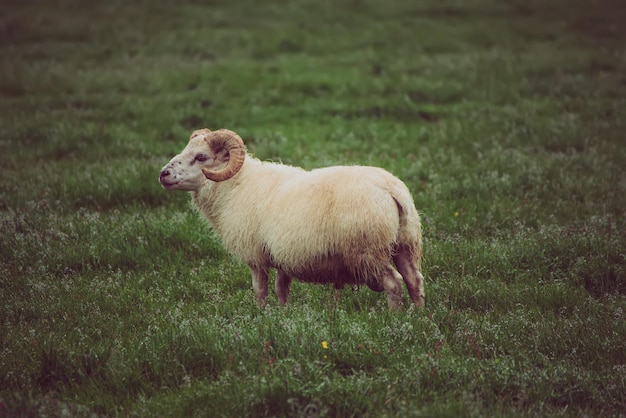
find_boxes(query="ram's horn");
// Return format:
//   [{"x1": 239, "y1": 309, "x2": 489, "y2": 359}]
[{"x1": 202, "y1": 129, "x2": 246, "y2": 182}]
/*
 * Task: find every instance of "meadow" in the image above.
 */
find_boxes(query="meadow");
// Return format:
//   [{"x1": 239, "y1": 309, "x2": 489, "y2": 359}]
[{"x1": 1, "y1": 0, "x2": 625, "y2": 416}]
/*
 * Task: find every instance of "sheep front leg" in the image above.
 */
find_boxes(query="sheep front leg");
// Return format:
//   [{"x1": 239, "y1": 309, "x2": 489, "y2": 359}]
[
  {"x1": 275, "y1": 269, "x2": 292, "y2": 306},
  {"x1": 249, "y1": 266, "x2": 269, "y2": 306}
]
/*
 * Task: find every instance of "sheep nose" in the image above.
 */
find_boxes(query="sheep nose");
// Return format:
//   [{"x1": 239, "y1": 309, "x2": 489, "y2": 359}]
[{"x1": 159, "y1": 169, "x2": 170, "y2": 180}]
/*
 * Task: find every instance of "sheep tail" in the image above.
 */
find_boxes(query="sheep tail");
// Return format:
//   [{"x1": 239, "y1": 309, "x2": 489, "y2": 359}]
[{"x1": 392, "y1": 194, "x2": 423, "y2": 271}]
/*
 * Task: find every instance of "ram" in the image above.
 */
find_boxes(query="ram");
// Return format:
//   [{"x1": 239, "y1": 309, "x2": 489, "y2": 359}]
[{"x1": 159, "y1": 128, "x2": 425, "y2": 309}]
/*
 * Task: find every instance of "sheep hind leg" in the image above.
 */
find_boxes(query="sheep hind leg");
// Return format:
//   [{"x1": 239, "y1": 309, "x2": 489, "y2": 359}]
[
  {"x1": 393, "y1": 251, "x2": 425, "y2": 308},
  {"x1": 275, "y1": 269, "x2": 292, "y2": 306},
  {"x1": 249, "y1": 266, "x2": 269, "y2": 307},
  {"x1": 381, "y1": 266, "x2": 404, "y2": 309}
]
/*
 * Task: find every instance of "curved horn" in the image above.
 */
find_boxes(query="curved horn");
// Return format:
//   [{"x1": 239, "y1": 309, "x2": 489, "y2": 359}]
[{"x1": 201, "y1": 129, "x2": 246, "y2": 182}]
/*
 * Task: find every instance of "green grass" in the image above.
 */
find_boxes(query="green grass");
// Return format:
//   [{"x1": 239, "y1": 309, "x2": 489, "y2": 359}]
[{"x1": 1, "y1": 0, "x2": 625, "y2": 416}]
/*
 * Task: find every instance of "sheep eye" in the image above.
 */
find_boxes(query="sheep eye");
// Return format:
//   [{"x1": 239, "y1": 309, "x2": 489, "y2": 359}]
[{"x1": 195, "y1": 154, "x2": 208, "y2": 162}]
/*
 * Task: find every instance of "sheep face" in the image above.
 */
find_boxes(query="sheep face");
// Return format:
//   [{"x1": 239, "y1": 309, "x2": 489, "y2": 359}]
[{"x1": 159, "y1": 129, "x2": 246, "y2": 191}]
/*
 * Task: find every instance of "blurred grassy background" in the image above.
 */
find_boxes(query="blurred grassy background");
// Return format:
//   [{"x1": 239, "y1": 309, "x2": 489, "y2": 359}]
[{"x1": 1, "y1": 0, "x2": 625, "y2": 416}]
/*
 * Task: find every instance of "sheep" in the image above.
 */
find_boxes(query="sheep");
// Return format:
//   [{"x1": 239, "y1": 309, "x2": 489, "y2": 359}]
[{"x1": 159, "y1": 128, "x2": 425, "y2": 309}]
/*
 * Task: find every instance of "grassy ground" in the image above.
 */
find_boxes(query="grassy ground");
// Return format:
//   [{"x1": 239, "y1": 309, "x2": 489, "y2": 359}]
[{"x1": 1, "y1": 0, "x2": 625, "y2": 416}]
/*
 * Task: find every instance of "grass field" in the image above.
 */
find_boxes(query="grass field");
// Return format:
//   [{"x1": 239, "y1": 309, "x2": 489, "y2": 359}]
[{"x1": 1, "y1": 0, "x2": 625, "y2": 416}]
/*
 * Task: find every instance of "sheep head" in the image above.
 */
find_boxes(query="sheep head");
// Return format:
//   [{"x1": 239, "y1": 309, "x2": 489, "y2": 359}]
[{"x1": 159, "y1": 128, "x2": 246, "y2": 191}]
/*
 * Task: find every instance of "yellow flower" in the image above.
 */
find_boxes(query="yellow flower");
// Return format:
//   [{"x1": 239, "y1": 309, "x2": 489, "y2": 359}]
[
  {"x1": 321, "y1": 341, "x2": 328, "y2": 349},
  {"x1": 454, "y1": 211, "x2": 460, "y2": 218}
]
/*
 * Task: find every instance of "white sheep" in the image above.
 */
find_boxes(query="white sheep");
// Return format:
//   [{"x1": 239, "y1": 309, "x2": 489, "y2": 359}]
[{"x1": 159, "y1": 128, "x2": 425, "y2": 309}]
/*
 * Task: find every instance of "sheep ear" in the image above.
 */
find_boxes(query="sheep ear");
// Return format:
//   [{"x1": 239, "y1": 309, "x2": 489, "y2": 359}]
[
  {"x1": 190, "y1": 128, "x2": 211, "y2": 140},
  {"x1": 202, "y1": 129, "x2": 246, "y2": 182}
]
